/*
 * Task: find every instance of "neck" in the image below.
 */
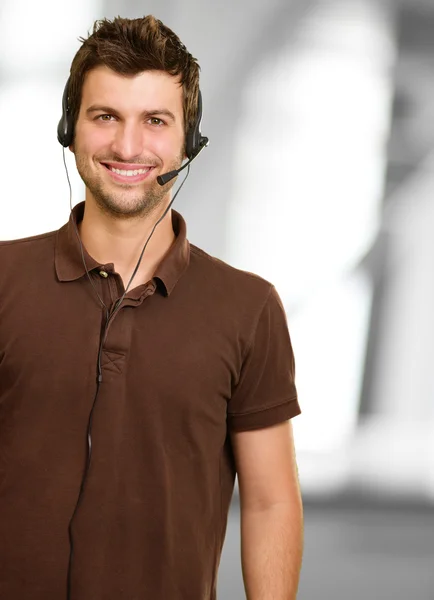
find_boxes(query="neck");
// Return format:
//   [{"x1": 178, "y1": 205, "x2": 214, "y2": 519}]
[{"x1": 77, "y1": 197, "x2": 176, "y2": 286}]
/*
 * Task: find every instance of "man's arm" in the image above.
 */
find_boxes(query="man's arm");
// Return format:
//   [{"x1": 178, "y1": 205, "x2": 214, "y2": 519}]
[{"x1": 230, "y1": 420, "x2": 304, "y2": 600}]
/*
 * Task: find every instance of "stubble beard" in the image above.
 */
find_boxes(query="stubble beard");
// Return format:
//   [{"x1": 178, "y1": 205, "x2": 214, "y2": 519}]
[{"x1": 74, "y1": 151, "x2": 184, "y2": 222}]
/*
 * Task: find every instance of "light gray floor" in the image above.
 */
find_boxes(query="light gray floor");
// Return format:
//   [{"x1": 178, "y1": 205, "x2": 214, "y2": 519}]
[{"x1": 217, "y1": 496, "x2": 434, "y2": 599}]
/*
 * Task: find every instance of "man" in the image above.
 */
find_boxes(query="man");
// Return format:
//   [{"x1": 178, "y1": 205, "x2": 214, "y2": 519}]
[{"x1": 0, "y1": 15, "x2": 303, "y2": 600}]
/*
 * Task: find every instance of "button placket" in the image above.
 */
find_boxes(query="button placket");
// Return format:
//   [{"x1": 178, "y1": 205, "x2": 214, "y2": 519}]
[
  {"x1": 95, "y1": 266, "x2": 121, "y2": 303},
  {"x1": 93, "y1": 266, "x2": 116, "y2": 307}
]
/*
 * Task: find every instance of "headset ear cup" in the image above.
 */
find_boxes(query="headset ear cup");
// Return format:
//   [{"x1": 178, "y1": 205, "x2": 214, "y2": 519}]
[
  {"x1": 185, "y1": 123, "x2": 198, "y2": 160},
  {"x1": 57, "y1": 79, "x2": 73, "y2": 147},
  {"x1": 185, "y1": 130, "x2": 193, "y2": 160},
  {"x1": 185, "y1": 90, "x2": 203, "y2": 159},
  {"x1": 57, "y1": 115, "x2": 69, "y2": 147}
]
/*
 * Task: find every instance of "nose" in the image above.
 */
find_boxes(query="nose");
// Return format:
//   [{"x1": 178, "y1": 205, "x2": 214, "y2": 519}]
[{"x1": 110, "y1": 121, "x2": 144, "y2": 160}]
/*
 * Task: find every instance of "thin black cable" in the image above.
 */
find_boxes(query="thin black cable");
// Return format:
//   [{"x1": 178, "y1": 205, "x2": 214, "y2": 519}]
[{"x1": 103, "y1": 162, "x2": 191, "y2": 338}]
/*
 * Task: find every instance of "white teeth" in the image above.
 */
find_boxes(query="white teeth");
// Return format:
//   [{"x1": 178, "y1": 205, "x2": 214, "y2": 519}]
[{"x1": 109, "y1": 166, "x2": 151, "y2": 176}]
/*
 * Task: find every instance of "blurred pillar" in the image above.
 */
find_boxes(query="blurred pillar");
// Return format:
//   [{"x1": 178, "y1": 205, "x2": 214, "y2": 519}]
[
  {"x1": 363, "y1": 2, "x2": 434, "y2": 421},
  {"x1": 350, "y1": 153, "x2": 434, "y2": 501},
  {"x1": 350, "y1": 2, "x2": 434, "y2": 502}
]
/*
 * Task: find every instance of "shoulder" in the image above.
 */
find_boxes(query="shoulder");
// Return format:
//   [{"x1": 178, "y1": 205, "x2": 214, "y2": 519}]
[
  {"x1": 0, "y1": 229, "x2": 57, "y2": 250},
  {"x1": 189, "y1": 243, "x2": 274, "y2": 297},
  {"x1": 0, "y1": 230, "x2": 57, "y2": 280},
  {"x1": 187, "y1": 243, "x2": 279, "y2": 324}
]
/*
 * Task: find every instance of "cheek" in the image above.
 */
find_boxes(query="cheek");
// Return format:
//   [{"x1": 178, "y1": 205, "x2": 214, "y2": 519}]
[
  {"x1": 88, "y1": 133, "x2": 111, "y2": 157},
  {"x1": 74, "y1": 123, "x2": 110, "y2": 158},
  {"x1": 150, "y1": 137, "x2": 183, "y2": 163}
]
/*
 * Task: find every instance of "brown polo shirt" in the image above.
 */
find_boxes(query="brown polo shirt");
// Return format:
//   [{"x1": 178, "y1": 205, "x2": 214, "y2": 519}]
[{"x1": 0, "y1": 200, "x2": 300, "y2": 600}]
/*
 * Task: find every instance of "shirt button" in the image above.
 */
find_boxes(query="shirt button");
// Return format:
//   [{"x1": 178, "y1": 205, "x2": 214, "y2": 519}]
[{"x1": 99, "y1": 270, "x2": 109, "y2": 278}]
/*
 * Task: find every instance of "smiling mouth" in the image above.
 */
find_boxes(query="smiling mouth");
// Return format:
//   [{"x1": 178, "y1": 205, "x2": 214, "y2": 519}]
[
  {"x1": 102, "y1": 164, "x2": 153, "y2": 176},
  {"x1": 101, "y1": 163, "x2": 155, "y2": 183}
]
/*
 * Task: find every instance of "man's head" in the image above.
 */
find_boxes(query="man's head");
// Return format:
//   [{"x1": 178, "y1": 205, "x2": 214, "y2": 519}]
[{"x1": 66, "y1": 16, "x2": 201, "y2": 220}]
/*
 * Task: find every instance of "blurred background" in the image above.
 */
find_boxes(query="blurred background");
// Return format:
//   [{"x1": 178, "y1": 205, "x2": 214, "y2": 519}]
[{"x1": 1, "y1": 0, "x2": 433, "y2": 597}]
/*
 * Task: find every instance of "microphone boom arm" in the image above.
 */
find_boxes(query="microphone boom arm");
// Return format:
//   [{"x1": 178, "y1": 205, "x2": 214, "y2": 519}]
[{"x1": 157, "y1": 137, "x2": 209, "y2": 186}]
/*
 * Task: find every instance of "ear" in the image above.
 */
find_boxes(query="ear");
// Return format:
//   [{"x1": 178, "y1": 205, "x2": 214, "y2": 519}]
[{"x1": 69, "y1": 143, "x2": 75, "y2": 153}]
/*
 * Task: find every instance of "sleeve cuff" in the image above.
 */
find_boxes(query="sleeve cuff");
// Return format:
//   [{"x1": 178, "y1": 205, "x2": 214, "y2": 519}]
[{"x1": 227, "y1": 397, "x2": 301, "y2": 432}]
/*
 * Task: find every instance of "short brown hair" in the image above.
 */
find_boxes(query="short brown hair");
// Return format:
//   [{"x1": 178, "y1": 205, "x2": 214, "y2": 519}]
[{"x1": 68, "y1": 15, "x2": 200, "y2": 137}]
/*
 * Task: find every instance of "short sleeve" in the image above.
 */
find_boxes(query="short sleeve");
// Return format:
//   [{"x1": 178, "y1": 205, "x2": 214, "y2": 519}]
[{"x1": 227, "y1": 285, "x2": 301, "y2": 432}]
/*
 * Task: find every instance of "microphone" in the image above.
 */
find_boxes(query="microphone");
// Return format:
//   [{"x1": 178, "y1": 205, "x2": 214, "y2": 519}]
[{"x1": 157, "y1": 137, "x2": 209, "y2": 186}]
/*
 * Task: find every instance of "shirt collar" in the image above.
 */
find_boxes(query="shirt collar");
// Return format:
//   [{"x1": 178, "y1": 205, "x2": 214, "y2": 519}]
[{"x1": 55, "y1": 200, "x2": 190, "y2": 296}]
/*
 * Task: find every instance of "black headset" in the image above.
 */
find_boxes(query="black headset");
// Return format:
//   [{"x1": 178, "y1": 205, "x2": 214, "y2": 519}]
[{"x1": 57, "y1": 77, "x2": 207, "y2": 159}]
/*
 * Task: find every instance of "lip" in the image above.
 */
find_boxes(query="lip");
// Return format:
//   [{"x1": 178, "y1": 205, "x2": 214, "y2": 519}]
[{"x1": 101, "y1": 162, "x2": 155, "y2": 184}]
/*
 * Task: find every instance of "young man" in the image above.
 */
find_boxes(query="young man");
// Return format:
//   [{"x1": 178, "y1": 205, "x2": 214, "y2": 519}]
[{"x1": 0, "y1": 15, "x2": 303, "y2": 600}]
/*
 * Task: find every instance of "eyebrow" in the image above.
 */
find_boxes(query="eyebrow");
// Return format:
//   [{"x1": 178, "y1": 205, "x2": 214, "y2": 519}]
[{"x1": 85, "y1": 105, "x2": 176, "y2": 122}]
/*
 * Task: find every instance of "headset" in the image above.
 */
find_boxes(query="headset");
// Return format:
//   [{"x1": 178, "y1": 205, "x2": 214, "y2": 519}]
[{"x1": 57, "y1": 77, "x2": 209, "y2": 183}]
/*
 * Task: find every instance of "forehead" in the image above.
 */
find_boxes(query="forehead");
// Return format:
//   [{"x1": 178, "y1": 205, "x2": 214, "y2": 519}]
[{"x1": 80, "y1": 66, "x2": 183, "y2": 115}]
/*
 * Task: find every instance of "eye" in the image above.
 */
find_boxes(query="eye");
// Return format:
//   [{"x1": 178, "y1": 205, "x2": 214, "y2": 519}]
[
  {"x1": 149, "y1": 117, "x2": 164, "y2": 126},
  {"x1": 97, "y1": 114, "x2": 115, "y2": 122}
]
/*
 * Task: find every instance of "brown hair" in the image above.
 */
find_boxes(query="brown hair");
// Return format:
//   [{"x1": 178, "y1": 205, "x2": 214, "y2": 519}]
[{"x1": 68, "y1": 15, "x2": 200, "y2": 136}]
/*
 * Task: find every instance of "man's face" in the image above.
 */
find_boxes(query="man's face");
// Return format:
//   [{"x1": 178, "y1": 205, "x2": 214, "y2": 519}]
[{"x1": 71, "y1": 66, "x2": 185, "y2": 220}]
